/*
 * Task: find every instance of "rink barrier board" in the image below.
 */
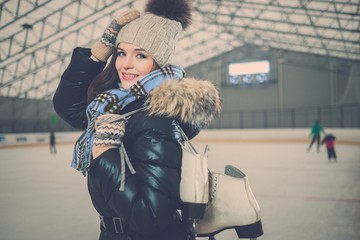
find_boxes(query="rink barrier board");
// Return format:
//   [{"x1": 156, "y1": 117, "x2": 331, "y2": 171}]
[
  {"x1": 0, "y1": 129, "x2": 359, "y2": 149},
  {"x1": 0, "y1": 139, "x2": 359, "y2": 149}
]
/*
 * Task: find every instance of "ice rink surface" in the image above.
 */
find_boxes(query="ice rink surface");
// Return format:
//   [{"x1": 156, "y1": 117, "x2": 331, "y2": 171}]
[{"x1": 1, "y1": 140, "x2": 359, "y2": 240}]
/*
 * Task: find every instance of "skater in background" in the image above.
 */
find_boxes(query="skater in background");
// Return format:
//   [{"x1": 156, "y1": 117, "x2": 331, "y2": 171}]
[
  {"x1": 49, "y1": 130, "x2": 57, "y2": 154},
  {"x1": 307, "y1": 120, "x2": 325, "y2": 153},
  {"x1": 321, "y1": 133, "x2": 337, "y2": 162}
]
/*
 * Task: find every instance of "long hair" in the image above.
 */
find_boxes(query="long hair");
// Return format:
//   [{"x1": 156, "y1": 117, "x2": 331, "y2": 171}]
[{"x1": 87, "y1": 50, "x2": 119, "y2": 102}]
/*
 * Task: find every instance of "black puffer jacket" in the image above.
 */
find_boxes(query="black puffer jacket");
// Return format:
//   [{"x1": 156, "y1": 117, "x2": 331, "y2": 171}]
[{"x1": 53, "y1": 48, "x2": 221, "y2": 240}]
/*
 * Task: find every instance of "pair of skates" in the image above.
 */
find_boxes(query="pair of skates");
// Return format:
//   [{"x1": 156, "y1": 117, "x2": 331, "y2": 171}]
[{"x1": 195, "y1": 165, "x2": 263, "y2": 240}]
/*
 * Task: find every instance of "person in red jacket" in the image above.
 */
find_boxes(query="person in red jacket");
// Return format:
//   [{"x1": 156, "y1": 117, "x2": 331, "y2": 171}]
[{"x1": 321, "y1": 133, "x2": 337, "y2": 162}]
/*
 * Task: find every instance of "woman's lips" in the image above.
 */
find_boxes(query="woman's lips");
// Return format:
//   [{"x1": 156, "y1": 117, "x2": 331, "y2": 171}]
[{"x1": 122, "y1": 73, "x2": 138, "y2": 81}]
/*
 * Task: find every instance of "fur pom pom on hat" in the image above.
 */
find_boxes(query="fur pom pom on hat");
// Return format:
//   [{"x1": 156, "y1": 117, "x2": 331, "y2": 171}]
[{"x1": 117, "y1": 0, "x2": 191, "y2": 67}]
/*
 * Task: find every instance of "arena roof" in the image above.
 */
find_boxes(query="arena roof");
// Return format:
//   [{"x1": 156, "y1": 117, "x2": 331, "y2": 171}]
[{"x1": 1, "y1": 0, "x2": 359, "y2": 100}]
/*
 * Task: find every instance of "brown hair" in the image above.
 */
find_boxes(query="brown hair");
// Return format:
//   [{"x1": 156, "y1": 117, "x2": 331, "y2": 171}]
[{"x1": 87, "y1": 50, "x2": 119, "y2": 102}]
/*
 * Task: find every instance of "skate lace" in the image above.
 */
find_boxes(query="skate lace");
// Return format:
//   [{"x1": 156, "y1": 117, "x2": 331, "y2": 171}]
[{"x1": 209, "y1": 174, "x2": 218, "y2": 202}]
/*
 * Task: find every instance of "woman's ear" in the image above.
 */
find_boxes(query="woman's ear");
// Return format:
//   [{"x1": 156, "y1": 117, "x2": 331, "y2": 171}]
[{"x1": 152, "y1": 61, "x2": 160, "y2": 70}]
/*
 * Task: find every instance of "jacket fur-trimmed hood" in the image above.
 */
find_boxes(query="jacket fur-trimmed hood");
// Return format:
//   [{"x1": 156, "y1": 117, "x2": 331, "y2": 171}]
[{"x1": 145, "y1": 77, "x2": 221, "y2": 127}]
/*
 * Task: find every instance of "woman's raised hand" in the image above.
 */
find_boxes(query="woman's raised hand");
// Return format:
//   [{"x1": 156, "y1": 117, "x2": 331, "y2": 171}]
[{"x1": 91, "y1": 9, "x2": 140, "y2": 62}]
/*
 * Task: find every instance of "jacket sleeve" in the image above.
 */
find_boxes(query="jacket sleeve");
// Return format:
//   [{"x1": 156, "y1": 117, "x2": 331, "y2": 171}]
[{"x1": 52, "y1": 47, "x2": 106, "y2": 129}]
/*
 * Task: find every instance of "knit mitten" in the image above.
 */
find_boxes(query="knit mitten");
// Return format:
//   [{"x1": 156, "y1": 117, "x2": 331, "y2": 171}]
[{"x1": 91, "y1": 9, "x2": 140, "y2": 62}]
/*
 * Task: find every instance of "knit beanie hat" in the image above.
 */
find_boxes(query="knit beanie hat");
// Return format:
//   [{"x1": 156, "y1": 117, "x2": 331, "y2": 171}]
[{"x1": 117, "y1": 0, "x2": 191, "y2": 67}]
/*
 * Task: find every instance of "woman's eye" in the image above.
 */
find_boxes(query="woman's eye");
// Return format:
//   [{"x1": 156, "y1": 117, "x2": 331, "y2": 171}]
[
  {"x1": 117, "y1": 51, "x2": 125, "y2": 57},
  {"x1": 136, "y1": 53, "x2": 147, "y2": 59}
]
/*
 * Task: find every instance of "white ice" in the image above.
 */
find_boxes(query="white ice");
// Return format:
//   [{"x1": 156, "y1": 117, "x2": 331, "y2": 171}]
[{"x1": 0, "y1": 140, "x2": 359, "y2": 240}]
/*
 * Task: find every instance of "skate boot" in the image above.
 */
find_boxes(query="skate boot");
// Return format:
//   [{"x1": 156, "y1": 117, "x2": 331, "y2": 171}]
[{"x1": 195, "y1": 165, "x2": 263, "y2": 239}]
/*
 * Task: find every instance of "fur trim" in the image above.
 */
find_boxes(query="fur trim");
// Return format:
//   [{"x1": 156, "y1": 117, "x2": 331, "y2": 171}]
[
  {"x1": 145, "y1": 78, "x2": 221, "y2": 127},
  {"x1": 145, "y1": 0, "x2": 192, "y2": 30}
]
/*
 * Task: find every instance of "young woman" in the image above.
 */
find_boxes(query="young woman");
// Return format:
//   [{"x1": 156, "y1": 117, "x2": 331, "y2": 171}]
[{"x1": 53, "y1": 0, "x2": 221, "y2": 239}]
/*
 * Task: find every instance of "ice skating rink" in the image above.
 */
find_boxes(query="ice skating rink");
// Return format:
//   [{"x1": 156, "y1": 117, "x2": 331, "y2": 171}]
[{"x1": 1, "y1": 130, "x2": 360, "y2": 240}]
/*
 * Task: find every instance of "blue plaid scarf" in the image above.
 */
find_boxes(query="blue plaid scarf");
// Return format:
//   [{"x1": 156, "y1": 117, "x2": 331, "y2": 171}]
[{"x1": 72, "y1": 64, "x2": 185, "y2": 175}]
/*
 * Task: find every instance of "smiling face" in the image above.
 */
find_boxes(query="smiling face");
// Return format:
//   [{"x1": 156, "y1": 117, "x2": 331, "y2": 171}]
[{"x1": 115, "y1": 42, "x2": 158, "y2": 90}]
